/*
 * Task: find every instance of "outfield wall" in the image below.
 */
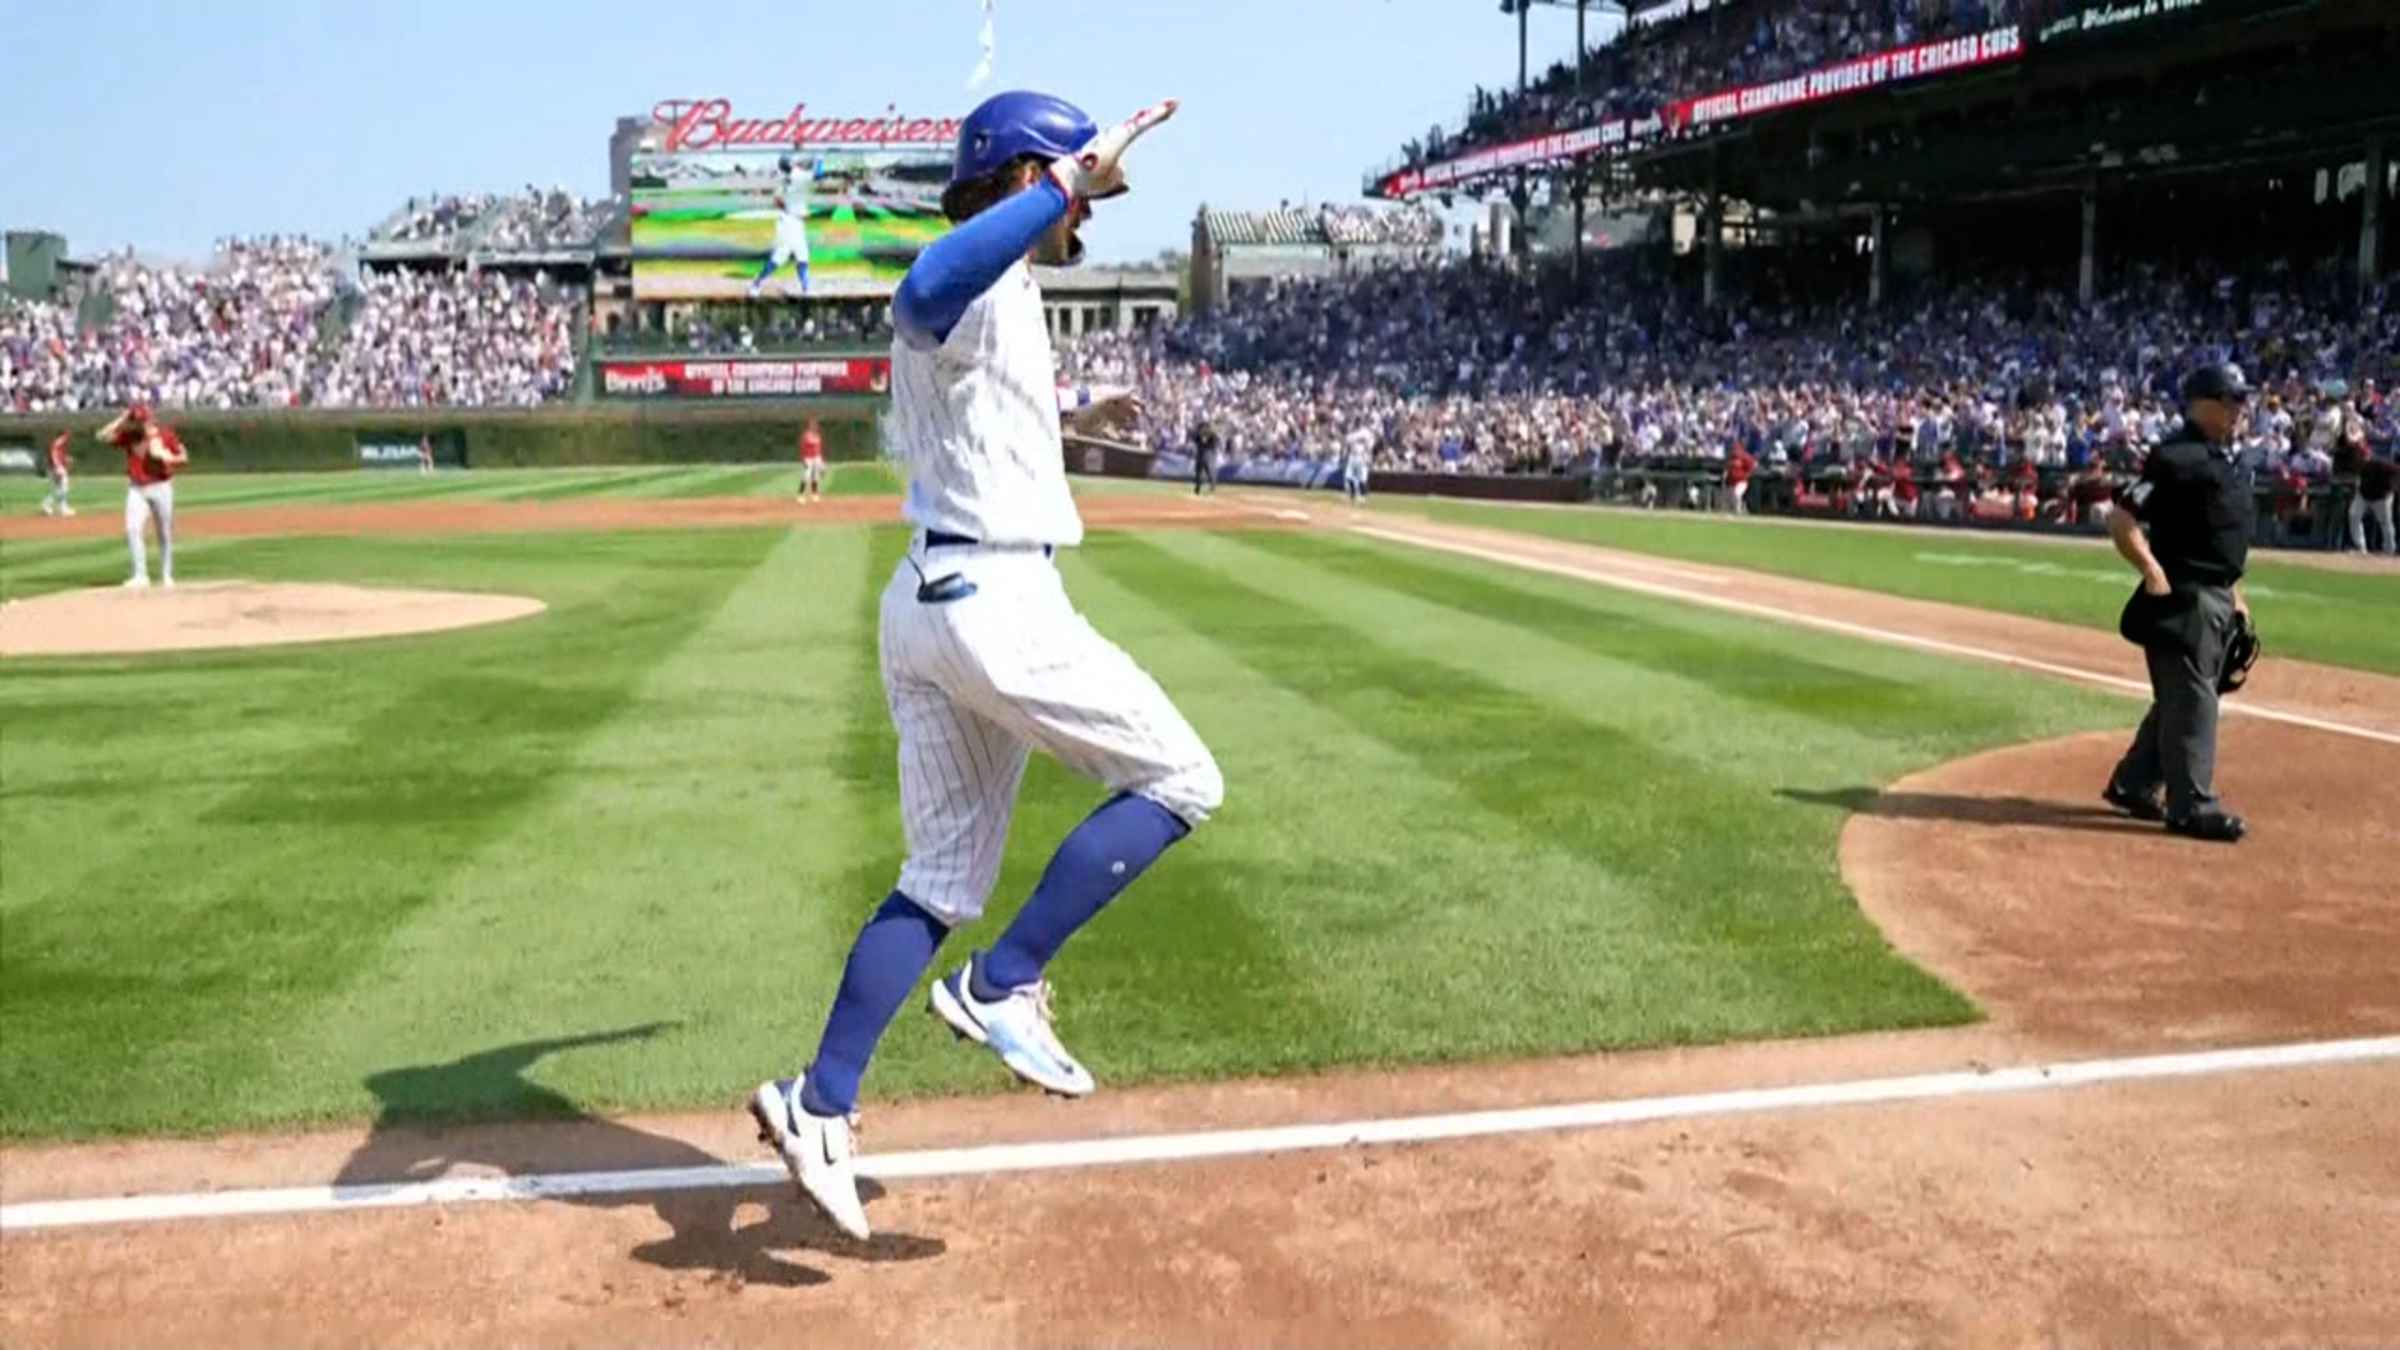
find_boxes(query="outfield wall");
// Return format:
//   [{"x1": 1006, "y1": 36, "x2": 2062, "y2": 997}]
[{"x1": 0, "y1": 401, "x2": 887, "y2": 474}]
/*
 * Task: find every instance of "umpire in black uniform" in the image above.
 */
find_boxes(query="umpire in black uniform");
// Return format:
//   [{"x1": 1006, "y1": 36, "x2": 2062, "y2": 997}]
[
  {"x1": 2100, "y1": 363, "x2": 2256, "y2": 842},
  {"x1": 1192, "y1": 421, "x2": 1220, "y2": 496}
]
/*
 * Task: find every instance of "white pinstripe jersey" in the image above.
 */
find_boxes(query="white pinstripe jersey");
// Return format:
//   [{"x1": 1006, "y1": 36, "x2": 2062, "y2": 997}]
[{"x1": 886, "y1": 259, "x2": 1082, "y2": 548}]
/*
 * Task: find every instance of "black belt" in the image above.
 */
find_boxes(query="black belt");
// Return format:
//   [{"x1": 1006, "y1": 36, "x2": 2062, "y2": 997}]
[{"x1": 925, "y1": 530, "x2": 1053, "y2": 557}]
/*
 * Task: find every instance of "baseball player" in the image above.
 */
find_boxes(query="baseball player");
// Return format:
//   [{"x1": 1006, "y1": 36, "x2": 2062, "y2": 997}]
[
  {"x1": 96, "y1": 404, "x2": 185, "y2": 588},
  {"x1": 749, "y1": 91, "x2": 1217, "y2": 1242},
  {"x1": 40, "y1": 430, "x2": 74, "y2": 517},
  {"x1": 1192, "y1": 421, "x2": 1220, "y2": 496},
  {"x1": 747, "y1": 154, "x2": 819, "y2": 300},
  {"x1": 797, "y1": 417, "x2": 825, "y2": 502},
  {"x1": 1341, "y1": 425, "x2": 1373, "y2": 504}
]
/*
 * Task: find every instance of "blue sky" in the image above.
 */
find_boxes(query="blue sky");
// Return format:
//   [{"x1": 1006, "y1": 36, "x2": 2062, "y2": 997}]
[{"x1": 3, "y1": 0, "x2": 1618, "y2": 267}]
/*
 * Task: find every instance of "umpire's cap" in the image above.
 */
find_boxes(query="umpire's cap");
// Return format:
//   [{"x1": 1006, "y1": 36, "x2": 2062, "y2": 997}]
[
  {"x1": 2181, "y1": 362, "x2": 2253, "y2": 406},
  {"x1": 946, "y1": 91, "x2": 1098, "y2": 208}
]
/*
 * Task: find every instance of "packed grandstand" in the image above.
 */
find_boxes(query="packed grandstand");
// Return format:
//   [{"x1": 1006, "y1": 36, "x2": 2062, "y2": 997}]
[{"x1": 2, "y1": 0, "x2": 2393, "y2": 548}]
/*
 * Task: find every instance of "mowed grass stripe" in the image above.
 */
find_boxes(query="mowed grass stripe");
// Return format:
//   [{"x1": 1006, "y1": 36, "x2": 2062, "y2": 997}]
[
  {"x1": 0, "y1": 527, "x2": 787, "y2": 1139},
  {"x1": 1399, "y1": 497, "x2": 2400, "y2": 676},
  {"x1": 0, "y1": 538, "x2": 258, "y2": 595},
  {"x1": 497, "y1": 466, "x2": 695, "y2": 503},
  {"x1": 253, "y1": 526, "x2": 887, "y2": 1129},
  {"x1": 1238, "y1": 523, "x2": 2006, "y2": 735},
  {"x1": 644, "y1": 465, "x2": 785, "y2": 499},
  {"x1": 1091, "y1": 532, "x2": 1981, "y2": 1060},
  {"x1": 825, "y1": 461, "x2": 900, "y2": 496}
]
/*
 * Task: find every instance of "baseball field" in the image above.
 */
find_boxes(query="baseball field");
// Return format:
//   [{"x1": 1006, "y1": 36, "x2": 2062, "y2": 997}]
[{"x1": 2, "y1": 467, "x2": 2395, "y2": 1344}]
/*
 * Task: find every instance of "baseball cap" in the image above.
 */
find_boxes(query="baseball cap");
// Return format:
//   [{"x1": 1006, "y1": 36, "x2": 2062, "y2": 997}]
[{"x1": 2180, "y1": 363, "x2": 2252, "y2": 405}]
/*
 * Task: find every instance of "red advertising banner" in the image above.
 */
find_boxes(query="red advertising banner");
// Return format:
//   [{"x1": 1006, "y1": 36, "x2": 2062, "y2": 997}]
[
  {"x1": 1376, "y1": 23, "x2": 2023, "y2": 198},
  {"x1": 1671, "y1": 24, "x2": 2022, "y2": 131},
  {"x1": 599, "y1": 356, "x2": 891, "y2": 399},
  {"x1": 1383, "y1": 113, "x2": 1665, "y2": 197}
]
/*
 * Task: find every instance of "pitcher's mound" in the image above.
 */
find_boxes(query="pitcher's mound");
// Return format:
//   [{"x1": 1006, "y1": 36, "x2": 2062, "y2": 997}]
[{"x1": 0, "y1": 581, "x2": 545, "y2": 657}]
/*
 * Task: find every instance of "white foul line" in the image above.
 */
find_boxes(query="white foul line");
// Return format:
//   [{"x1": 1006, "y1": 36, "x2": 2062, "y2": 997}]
[
  {"x1": 5, "y1": 1035, "x2": 2396, "y2": 1234},
  {"x1": 1354, "y1": 525, "x2": 2400, "y2": 748}
]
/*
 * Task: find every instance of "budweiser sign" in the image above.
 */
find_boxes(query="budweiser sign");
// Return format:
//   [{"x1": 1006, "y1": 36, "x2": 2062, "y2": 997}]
[{"x1": 650, "y1": 99, "x2": 963, "y2": 153}]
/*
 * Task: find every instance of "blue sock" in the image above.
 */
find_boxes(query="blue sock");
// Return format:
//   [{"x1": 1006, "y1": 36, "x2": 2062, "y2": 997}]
[
  {"x1": 976, "y1": 793, "x2": 1191, "y2": 996},
  {"x1": 797, "y1": 263, "x2": 810, "y2": 294},
  {"x1": 801, "y1": 891, "x2": 948, "y2": 1117},
  {"x1": 752, "y1": 257, "x2": 778, "y2": 284}
]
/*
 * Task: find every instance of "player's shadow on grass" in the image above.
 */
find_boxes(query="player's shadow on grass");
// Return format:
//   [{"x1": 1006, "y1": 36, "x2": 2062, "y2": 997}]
[
  {"x1": 1778, "y1": 786, "x2": 2156, "y2": 834},
  {"x1": 334, "y1": 1024, "x2": 944, "y2": 1288}
]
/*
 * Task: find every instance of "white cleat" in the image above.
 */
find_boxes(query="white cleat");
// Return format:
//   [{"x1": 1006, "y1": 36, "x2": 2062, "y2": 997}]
[
  {"x1": 121, "y1": 575, "x2": 150, "y2": 590},
  {"x1": 161, "y1": 575, "x2": 176, "y2": 589},
  {"x1": 748, "y1": 1078, "x2": 871, "y2": 1240},
  {"x1": 60, "y1": 506, "x2": 75, "y2": 517},
  {"x1": 38, "y1": 502, "x2": 55, "y2": 517},
  {"x1": 929, "y1": 958, "x2": 1097, "y2": 1098}
]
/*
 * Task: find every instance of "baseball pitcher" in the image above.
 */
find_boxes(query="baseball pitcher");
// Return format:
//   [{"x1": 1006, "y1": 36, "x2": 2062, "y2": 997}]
[
  {"x1": 749, "y1": 91, "x2": 1218, "y2": 1241},
  {"x1": 97, "y1": 404, "x2": 186, "y2": 587}
]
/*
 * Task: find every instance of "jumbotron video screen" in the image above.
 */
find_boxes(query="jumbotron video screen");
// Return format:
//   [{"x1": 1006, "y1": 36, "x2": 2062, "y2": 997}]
[{"x1": 628, "y1": 146, "x2": 954, "y2": 300}]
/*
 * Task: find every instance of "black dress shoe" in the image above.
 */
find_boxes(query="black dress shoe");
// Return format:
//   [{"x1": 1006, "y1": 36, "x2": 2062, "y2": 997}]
[
  {"x1": 2165, "y1": 810, "x2": 2246, "y2": 843},
  {"x1": 2102, "y1": 781, "x2": 2165, "y2": 821}
]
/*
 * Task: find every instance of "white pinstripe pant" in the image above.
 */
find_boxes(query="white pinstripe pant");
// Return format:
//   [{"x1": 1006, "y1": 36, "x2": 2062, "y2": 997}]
[{"x1": 879, "y1": 539, "x2": 1223, "y2": 925}]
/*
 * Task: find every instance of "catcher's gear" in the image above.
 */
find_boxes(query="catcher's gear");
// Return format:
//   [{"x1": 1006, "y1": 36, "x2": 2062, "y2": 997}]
[{"x1": 2218, "y1": 611, "x2": 2260, "y2": 695}]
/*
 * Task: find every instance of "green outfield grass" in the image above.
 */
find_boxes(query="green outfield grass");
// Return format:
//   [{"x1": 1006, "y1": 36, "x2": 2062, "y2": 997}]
[
  {"x1": 0, "y1": 511, "x2": 2136, "y2": 1141},
  {"x1": 1386, "y1": 498, "x2": 2400, "y2": 676},
  {"x1": 0, "y1": 461, "x2": 901, "y2": 522}
]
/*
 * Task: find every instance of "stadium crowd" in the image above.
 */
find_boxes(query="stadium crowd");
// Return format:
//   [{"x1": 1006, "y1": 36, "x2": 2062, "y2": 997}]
[
  {"x1": 1317, "y1": 203, "x2": 1448, "y2": 248},
  {"x1": 1401, "y1": 0, "x2": 2019, "y2": 170},
  {"x1": 1, "y1": 237, "x2": 337, "y2": 411},
  {"x1": 599, "y1": 302, "x2": 897, "y2": 357},
  {"x1": 1, "y1": 240, "x2": 584, "y2": 412},
  {"x1": 480, "y1": 187, "x2": 615, "y2": 252},
  {"x1": 384, "y1": 193, "x2": 501, "y2": 245},
  {"x1": 1056, "y1": 252, "x2": 2399, "y2": 543},
  {"x1": 317, "y1": 268, "x2": 582, "y2": 408}
]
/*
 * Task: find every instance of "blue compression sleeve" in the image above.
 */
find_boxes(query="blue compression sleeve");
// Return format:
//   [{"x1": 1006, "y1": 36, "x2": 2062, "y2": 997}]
[{"x1": 892, "y1": 178, "x2": 1070, "y2": 348}]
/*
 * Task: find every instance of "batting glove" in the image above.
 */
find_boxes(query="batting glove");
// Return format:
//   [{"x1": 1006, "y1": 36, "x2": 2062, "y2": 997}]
[{"x1": 1049, "y1": 100, "x2": 1179, "y2": 202}]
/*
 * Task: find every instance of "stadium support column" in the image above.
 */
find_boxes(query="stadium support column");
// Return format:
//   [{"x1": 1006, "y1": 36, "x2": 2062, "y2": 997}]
[
  {"x1": 1702, "y1": 151, "x2": 1724, "y2": 312},
  {"x1": 1870, "y1": 206, "x2": 1888, "y2": 307},
  {"x1": 2364, "y1": 138, "x2": 2388, "y2": 306},
  {"x1": 1518, "y1": 0, "x2": 1529, "y2": 99},
  {"x1": 1573, "y1": 0, "x2": 1589, "y2": 288},
  {"x1": 2079, "y1": 187, "x2": 2099, "y2": 308}
]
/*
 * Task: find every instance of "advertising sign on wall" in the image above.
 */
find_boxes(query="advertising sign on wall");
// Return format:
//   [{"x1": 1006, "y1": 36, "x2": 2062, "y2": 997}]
[{"x1": 597, "y1": 356, "x2": 891, "y2": 400}]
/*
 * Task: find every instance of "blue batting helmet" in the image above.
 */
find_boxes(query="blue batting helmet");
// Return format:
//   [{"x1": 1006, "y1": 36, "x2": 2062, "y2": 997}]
[{"x1": 948, "y1": 91, "x2": 1097, "y2": 193}]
